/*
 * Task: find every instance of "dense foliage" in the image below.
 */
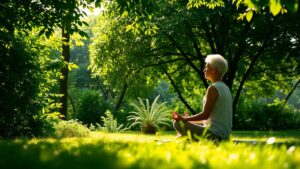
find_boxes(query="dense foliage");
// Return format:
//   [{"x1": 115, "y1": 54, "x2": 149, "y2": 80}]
[
  {"x1": 236, "y1": 101, "x2": 300, "y2": 130},
  {"x1": 89, "y1": 0, "x2": 300, "y2": 130},
  {"x1": 0, "y1": 0, "x2": 89, "y2": 137},
  {"x1": 0, "y1": 26, "x2": 63, "y2": 137},
  {"x1": 0, "y1": 0, "x2": 299, "y2": 138},
  {"x1": 0, "y1": 35, "x2": 41, "y2": 137},
  {"x1": 75, "y1": 89, "x2": 111, "y2": 125}
]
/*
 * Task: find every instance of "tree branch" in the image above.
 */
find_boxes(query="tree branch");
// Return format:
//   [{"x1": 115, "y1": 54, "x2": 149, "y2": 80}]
[
  {"x1": 201, "y1": 19, "x2": 217, "y2": 53},
  {"x1": 166, "y1": 34, "x2": 204, "y2": 83},
  {"x1": 161, "y1": 67, "x2": 197, "y2": 114},
  {"x1": 233, "y1": 28, "x2": 273, "y2": 112},
  {"x1": 284, "y1": 79, "x2": 300, "y2": 104},
  {"x1": 227, "y1": 20, "x2": 253, "y2": 89},
  {"x1": 184, "y1": 21, "x2": 208, "y2": 88}
]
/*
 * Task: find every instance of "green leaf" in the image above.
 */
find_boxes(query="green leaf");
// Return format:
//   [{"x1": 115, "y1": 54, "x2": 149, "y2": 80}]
[
  {"x1": 125, "y1": 24, "x2": 134, "y2": 32},
  {"x1": 237, "y1": 13, "x2": 246, "y2": 20},
  {"x1": 38, "y1": 29, "x2": 45, "y2": 37},
  {"x1": 78, "y1": 30, "x2": 89, "y2": 38},
  {"x1": 45, "y1": 30, "x2": 52, "y2": 38},
  {"x1": 246, "y1": 11, "x2": 253, "y2": 22},
  {"x1": 82, "y1": 21, "x2": 89, "y2": 26},
  {"x1": 67, "y1": 62, "x2": 79, "y2": 71},
  {"x1": 270, "y1": 0, "x2": 282, "y2": 16}
]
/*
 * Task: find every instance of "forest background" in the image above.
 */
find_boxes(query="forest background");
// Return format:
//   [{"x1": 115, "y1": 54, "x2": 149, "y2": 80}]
[{"x1": 0, "y1": 0, "x2": 299, "y2": 138}]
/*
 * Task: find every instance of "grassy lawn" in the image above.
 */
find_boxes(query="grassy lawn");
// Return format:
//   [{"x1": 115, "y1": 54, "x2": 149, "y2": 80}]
[{"x1": 0, "y1": 130, "x2": 299, "y2": 169}]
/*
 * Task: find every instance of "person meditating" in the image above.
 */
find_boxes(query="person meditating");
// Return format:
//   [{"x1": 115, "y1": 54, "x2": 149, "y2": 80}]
[{"x1": 172, "y1": 54, "x2": 232, "y2": 142}]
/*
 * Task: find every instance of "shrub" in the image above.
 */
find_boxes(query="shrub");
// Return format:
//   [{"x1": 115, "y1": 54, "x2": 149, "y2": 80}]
[
  {"x1": 235, "y1": 100, "x2": 300, "y2": 130},
  {"x1": 127, "y1": 95, "x2": 171, "y2": 134},
  {"x1": 98, "y1": 110, "x2": 128, "y2": 133},
  {"x1": 0, "y1": 30, "x2": 63, "y2": 138},
  {"x1": 54, "y1": 119, "x2": 91, "y2": 138},
  {"x1": 75, "y1": 89, "x2": 110, "y2": 125},
  {"x1": 0, "y1": 35, "x2": 41, "y2": 137},
  {"x1": 33, "y1": 112, "x2": 62, "y2": 137},
  {"x1": 114, "y1": 108, "x2": 130, "y2": 127}
]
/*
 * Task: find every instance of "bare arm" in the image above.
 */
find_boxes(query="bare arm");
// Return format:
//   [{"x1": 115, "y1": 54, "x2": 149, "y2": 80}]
[{"x1": 172, "y1": 86, "x2": 218, "y2": 121}]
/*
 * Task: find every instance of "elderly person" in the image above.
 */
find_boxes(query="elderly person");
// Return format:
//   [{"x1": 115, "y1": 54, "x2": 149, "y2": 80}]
[{"x1": 172, "y1": 54, "x2": 232, "y2": 142}]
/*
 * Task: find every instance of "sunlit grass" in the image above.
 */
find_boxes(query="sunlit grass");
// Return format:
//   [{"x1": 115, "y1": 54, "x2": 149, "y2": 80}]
[
  {"x1": 0, "y1": 131, "x2": 299, "y2": 169},
  {"x1": 231, "y1": 130, "x2": 300, "y2": 143}
]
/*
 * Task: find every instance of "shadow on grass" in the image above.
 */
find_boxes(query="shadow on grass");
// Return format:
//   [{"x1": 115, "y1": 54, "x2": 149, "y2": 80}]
[
  {"x1": 0, "y1": 138, "x2": 211, "y2": 169},
  {"x1": 231, "y1": 130, "x2": 300, "y2": 147},
  {"x1": 0, "y1": 139, "x2": 128, "y2": 169}
]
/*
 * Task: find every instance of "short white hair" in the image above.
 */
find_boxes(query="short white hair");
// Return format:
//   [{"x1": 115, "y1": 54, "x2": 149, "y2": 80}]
[{"x1": 205, "y1": 54, "x2": 228, "y2": 78}]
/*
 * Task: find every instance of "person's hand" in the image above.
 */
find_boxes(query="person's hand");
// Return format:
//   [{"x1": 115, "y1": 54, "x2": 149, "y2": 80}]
[
  {"x1": 184, "y1": 112, "x2": 189, "y2": 117},
  {"x1": 172, "y1": 112, "x2": 185, "y2": 121},
  {"x1": 172, "y1": 112, "x2": 178, "y2": 119}
]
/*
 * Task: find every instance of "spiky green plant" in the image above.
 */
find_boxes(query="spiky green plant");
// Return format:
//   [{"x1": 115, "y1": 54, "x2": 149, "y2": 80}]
[
  {"x1": 128, "y1": 95, "x2": 171, "y2": 134},
  {"x1": 99, "y1": 110, "x2": 128, "y2": 133}
]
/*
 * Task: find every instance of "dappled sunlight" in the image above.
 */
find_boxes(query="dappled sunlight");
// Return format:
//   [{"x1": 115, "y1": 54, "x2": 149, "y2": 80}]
[
  {"x1": 90, "y1": 131, "x2": 176, "y2": 143},
  {"x1": 0, "y1": 131, "x2": 299, "y2": 169},
  {"x1": 231, "y1": 130, "x2": 300, "y2": 144}
]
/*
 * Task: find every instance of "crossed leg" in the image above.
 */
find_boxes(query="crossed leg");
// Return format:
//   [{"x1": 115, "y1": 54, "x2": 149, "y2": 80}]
[{"x1": 173, "y1": 120, "x2": 222, "y2": 142}]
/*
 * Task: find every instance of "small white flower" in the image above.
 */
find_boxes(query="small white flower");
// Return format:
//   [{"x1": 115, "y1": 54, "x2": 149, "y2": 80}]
[
  {"x1": 287, "y1": 146, "x2": 296, "y2": 154},
  {"x1": 267, "y1": 137, "x2": 276, "y2": 144}
]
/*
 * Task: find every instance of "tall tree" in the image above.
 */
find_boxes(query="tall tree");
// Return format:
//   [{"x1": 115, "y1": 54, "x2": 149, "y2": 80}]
[
  {"x1": 0, "y1": 0, "x2": 90, "y2": 136},
  {"x1": 41, "y1": 0, "x2": 90, "y2": 118},
  {"x1": 90, "y1": 0, "x2": 300, "y2": 128},
  {"x1": 60, "y1": 28, "x2": 71, "y2": 118},
  {"x1": 89, "y1": 6, "x2": 156, "y2": 111}
]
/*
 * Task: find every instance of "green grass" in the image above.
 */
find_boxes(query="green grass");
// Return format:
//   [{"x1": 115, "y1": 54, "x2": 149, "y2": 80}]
[
  {"x1": 232, "y1": 130, "x2": 300, "y2": 143},
  {"x1": 0, "y1": 131, "x2": 299, "y2": 169}
]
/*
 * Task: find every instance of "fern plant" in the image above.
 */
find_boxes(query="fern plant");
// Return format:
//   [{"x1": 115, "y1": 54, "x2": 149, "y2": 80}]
[
  {"x1": 128, "y1": 95, "x2": 171, "y2": 134},
  {"x1": 99, "y1": 110, "x2": 127, "y2": 133}
]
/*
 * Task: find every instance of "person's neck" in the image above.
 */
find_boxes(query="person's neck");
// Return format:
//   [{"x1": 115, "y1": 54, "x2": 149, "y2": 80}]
[{"x1": 210, "y1": 77, "x2": 222, "y2": 84}]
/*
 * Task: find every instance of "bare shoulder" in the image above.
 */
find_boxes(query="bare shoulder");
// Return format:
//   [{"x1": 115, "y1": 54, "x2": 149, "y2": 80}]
[
  {"x1": 207, "y1": 85, "x2": 218, "y2": 98},
  {"x1": 207, "y1": 85, "x2": 217, "y2": 93}
]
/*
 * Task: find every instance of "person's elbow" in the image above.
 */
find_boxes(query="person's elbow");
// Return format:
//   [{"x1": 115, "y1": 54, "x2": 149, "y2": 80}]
[{"x1": 200, "y1": 111, "x2": 211, "y2": 120}]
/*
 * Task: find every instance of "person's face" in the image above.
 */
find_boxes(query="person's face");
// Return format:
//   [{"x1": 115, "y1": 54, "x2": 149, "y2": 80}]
[{"x1": 203, "y1": 63, "x2": 217, "y2": 80}]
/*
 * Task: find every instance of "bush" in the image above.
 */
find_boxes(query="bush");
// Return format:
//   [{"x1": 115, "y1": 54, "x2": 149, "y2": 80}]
[
  {"x1": 75, "y1": 89, "x2": 111, "y2": 125},
  {"x1": 54, "y1": 119, "x2": 91, "y2": 138},
  {"x1": 235, "y1": 101, "x2": 300, "y2": 130},
  {"x1": 0, "y1": 30, "x2": 63, "y2": 138},
  {"x1": 33, "y1": 112, "x2": 62, "y2": 137},
  {"x1": 0, "y1": 35, "x2": 41, "y2": 137},
  {"x1": 114, "y1": 108, "x2": 130, "y2": 126}
]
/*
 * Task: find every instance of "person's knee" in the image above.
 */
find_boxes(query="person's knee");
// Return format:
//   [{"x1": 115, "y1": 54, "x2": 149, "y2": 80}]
[
  {"x1": 173, "y1": 120, "x2": 187, "y2": 131},
  {"x1": 206, "y1": 132, "x2": 222, "y2": 143},
  {"x1": 173, "y1": 120, "x2": 180, "y2": 130}
]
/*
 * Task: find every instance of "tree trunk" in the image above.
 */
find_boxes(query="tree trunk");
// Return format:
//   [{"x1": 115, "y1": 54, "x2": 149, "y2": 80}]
[
  {"x1": 68, "y1": 95, "x2": 76, "y2": 116},
  {"x1": 184, "y1": 21, "x2": 208, "y2": 88},
  {"x1": 284, "y1": 79, "x2": 300, "y2": 105},
  {"x1": 115, "y1": 80, "x2": 128, "y2": 111},
  {"x1": 167, "y1": 35, "x2": 205, "y2": 86},
  {"x1": 227, "y1": 21, "x2": 252, "y2": 90},
  {"x1": 59, "y1": 28, "x2": 70, "y2": 119},
  {"x1": 231, "y1": 28, "x2": 272, "y2": 128}
]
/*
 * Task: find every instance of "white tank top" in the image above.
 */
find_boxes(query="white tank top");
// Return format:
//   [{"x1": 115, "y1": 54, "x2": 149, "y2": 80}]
[{"x1": 205, "y1": 82, "x2": 233, "y2": 138}]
